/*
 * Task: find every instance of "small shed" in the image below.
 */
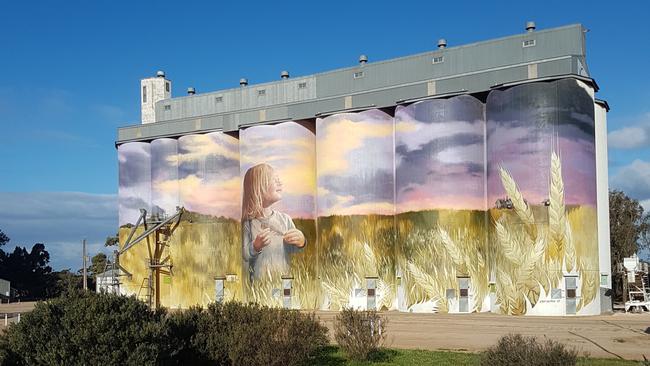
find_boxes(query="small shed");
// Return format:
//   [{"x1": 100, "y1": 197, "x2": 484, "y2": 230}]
[{"x1": 95, "y1": 269, "x2": 123, "y2": 295}]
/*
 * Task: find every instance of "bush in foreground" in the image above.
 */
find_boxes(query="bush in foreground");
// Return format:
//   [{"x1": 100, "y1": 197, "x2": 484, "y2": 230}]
[
  {"x1": 0, "y1": 292, "x2": 329, "y2": 366},
  {"x1": 334, "y1": 308, "x2": 387, "y2": 361},
  {"x1": 165, "y1": 302, "x2": 330, "y2": 366},
  {"x1": 480, "y1": 334, "x2": 578, "y2": 366},
  {"x1": 0, "y1": 291, "x2": 170, "y2": 366}
]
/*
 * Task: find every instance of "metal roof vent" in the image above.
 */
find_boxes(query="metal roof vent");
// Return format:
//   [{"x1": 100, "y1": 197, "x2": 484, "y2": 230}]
[
  {"x1": 239, "y1": 78, "x2": 248, "y2": 87},
  {"x1": 280, "y1": 71, "x2": 290, "y2": 79},
  {"x1": 359, "y1": 55, "x2": 368, "y2": 64},
  {"x1": 437, "y1": 39, "x2": 447, "y2": 49},
  {"x1": 187, "y1": 87, "x2": 196, "y2": 95},
  {"x1": 156, "y1": 70, "x2": 165, "y2": 78},
  {"x1": 526, "y1": 21, "x2": 536, "y2": 32}
]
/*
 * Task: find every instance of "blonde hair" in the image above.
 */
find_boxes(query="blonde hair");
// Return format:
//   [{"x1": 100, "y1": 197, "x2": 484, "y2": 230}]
[{"x1": 242, "y1": 163, "x2": 274, "y2": 220}]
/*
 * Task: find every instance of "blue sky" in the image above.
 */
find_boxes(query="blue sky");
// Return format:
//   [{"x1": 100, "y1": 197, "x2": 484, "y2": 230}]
[{"x1": 1, "y1": 0, "x2": 649, "y2": 269}]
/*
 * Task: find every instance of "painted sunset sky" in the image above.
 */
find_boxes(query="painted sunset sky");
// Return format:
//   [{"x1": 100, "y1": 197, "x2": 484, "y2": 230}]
[
  {"x1": 119, "y1": 79, "x2": 597, "y2": 225},
  {"x1": 118, "y1": 142, "x2": 151, "y2": 226},
  {"x1": 240, "y1": 122, "x2": 316, "y2": 219},
  {"x1": 486, "y1": 79, "x2": 597, "y2": 207},
  {"x1": 317, "y1": 109, "x2": 394, "y2": 216},
  {"x1": 151, "y1": 138, "x2": 179, "y2": 217},
  {"x1": 395, "y1": 96, "x2": 485, "y2": 212},
  {"x1": 177, "y1": 132, "x2": 241, "y2": 220}
]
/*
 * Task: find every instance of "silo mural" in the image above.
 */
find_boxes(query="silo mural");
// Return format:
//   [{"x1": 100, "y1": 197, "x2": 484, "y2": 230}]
[
  {"x1": 395, "y1": 96, "x2": 488, "y2": 313},
  {"x1": 169, "y1": 132, "x2": 242, "y2": 307},
  {"x1": 117, "y1": 142, "x2": 152, "y2": 300},
  {"x1": 151, "y1": 138, "x2": 179, "y2": 218},
  {"x1": 118, "y1": 134, "x2": 243, "y2": 308},
  {"x1": 316, "y1": 110, "x2": 395, "y2": 310},
  {"x1": 118, "y1": 142, "x2": 151, "y2": 227},
  {"x1": 486, "y1": 78, "x2": 599, "y2": 315},
  {"x1": 239, "y1": 122, "x2": 317, "y2": 309},
  {"x1": 115, "y1": 78, "x2": 603, "y2": 316}
]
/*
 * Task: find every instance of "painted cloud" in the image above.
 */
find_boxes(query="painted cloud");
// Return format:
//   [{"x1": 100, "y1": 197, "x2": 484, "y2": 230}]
[
  {"x1": 395, "y1": 96, "x2": 485, "y2": 212},
  {"x1": 487, "y1": 79, "x2": 596, "y2": 207},
  {"x1": 240, "y1": 121, "x2": 316, "y2": 219},
  {"x1": 317, "y1": 109, "x2": 395, "y2": 216}
]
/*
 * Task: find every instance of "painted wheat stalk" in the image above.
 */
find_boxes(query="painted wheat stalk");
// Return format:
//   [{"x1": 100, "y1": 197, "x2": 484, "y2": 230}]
[
  {"x1": 495, "y1": 220, "x2": 523, "y2": 266},
  {"x1": 548, "y1": 152, "x2": 569, "y2": 262},
  {"x1": 499, "y1": 166, "x2": 536, "y2": 237},
  {"x1": 407, "y1": 261, "x2": 446, "y2": 312},
  {"x1": 438, "y1": 227, "x2": 464, "y2": 268},
  {"x1": 493, "y1": 151, "x2": 602, "y2": 315},
  {"x1": 564, "y1": 223, "x2": 576, "y2": 273}
]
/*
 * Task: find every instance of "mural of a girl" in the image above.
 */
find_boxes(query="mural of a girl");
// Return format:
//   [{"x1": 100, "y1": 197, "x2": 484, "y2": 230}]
[{"x1": 242, "y1": 163, "x2": 306, "y2": 281}]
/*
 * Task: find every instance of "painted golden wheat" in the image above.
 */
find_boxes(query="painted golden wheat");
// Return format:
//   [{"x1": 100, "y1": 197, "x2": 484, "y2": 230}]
[
  {"x1": 401, "y1": 152, "x2": 598, "y2": 315},
  {"x1": 119, "y1": 152, "x2": 598, "y2": 314}
]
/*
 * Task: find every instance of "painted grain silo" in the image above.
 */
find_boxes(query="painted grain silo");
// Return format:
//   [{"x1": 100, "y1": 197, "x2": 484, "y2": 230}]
[
  {"x1": 317, "y1": 110, "x2": 396, "y2": 311},
  {"x1": 486, "y1": 79, "x2": 600, "y2": 316},
  {"x1": 115, "y1": 23, "x2": 611, "y2": 316},
  {"x1": 395, "y1": 96, "x2": 487, "y2": 314},
  {"x1": 239, "y1": 122, "x2": 317, "y2": 309}
]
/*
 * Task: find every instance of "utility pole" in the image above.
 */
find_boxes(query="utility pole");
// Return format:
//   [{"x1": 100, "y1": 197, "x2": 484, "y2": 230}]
[{"x1": 82, "y1": 239, "x2": 88, "y2": 291}]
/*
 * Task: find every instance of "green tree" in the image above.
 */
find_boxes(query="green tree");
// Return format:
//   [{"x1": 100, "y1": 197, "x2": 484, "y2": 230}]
[
  {"x1": 609, "y1": 190, "x2": 650, "y2": 302},
  {"x1": 105, "y1": 233, "x2": 119, "y2": 247},
  {"x1": 89, "y1": 252, "x2": 108, "y2": 278},
  {"x1": 51, "y1": 269, "x2": 84, "y2": 296},
  {"x1": 0, "y1": 229, "x2": 9, "y2": 247},
  {"x1": 0, "y1": 243, "x2": 54, "y2": 300}
]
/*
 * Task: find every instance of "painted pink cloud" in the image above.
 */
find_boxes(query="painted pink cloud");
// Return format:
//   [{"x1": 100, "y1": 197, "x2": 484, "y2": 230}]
[
  {"x1": 177, "y1": 132, "x2": 241, "y2": 220},
  {"x1": 395, "y1": 96, "x2": 486, "y2": 212},
  {"x1": 486, "y1": 79, "x2": 597, "y2": 208},
  {"x1": 317, "y1": 110, "x2": 395, "y2": 217}
]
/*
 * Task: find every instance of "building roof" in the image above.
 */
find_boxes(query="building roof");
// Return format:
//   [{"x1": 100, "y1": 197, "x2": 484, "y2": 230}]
[
  {"x1": 95, "y1": 269, "x2": 122, "y2": 278},
  {"x1": 117, "y1": 24, "x2": 593, "y2": 144}
]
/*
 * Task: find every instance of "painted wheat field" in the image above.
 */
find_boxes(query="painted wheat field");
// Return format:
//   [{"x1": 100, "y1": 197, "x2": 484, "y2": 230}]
[
  {"x1": 488, "y1": 152, "x2": 599, "y2": 315},
  {"x1": 119, "y1": 153, "x2": 598, "y2": 314},
  {"x1": 400, "y1": 152, "x2": 598, "y2": 315},
  {"x1": 118, "y1": 213, "x2": 243, "y2": 309}
]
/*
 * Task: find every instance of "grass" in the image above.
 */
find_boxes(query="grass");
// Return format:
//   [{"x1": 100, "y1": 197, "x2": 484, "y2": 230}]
[{"x1": 311, "y1": 347, "x2": 641, "y2": 366}]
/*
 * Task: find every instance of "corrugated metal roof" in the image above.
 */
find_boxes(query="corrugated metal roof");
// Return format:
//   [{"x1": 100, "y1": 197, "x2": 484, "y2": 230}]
[{"x1": 117, "y1": 24, "x2": 591, "y2": 144}]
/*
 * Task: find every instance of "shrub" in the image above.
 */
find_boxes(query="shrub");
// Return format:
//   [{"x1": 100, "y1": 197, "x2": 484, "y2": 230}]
[
  {"x1": 0, "y1": 293, "x2": 328, "y2": 366},
  {"x1": 165, "y1": 306, "x2": 212, "y2": 365},
  {"x1": 334, "y1": 308, "x2": 387, "y2": 361},
  {"x1": 205, "y1": 302, "x2": 329, "y2": 366},
  {"x1": 0, "y1": 334, "x2": 21, "y2": 366},
  {"x1": 1, "y1": 290, "x2": 172, "y2": 365},
  {"x1": 480, "y1": 334, "x2": 578, "y2": 366}
]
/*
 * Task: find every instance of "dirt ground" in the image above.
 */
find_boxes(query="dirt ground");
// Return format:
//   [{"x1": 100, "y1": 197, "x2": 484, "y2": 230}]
[
  {"x1": 2, "y1": 302, "x2": 649, "y2": 360},
  {"x1": 317, "y1": 311, "x2": 650, "y2": 361},
  {"x1": 0, "y1": 302, "x2": 36, "y2": 328}
]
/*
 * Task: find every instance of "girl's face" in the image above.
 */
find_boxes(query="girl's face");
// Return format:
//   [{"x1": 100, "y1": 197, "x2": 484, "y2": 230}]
[{"x1": 262, "y1": 171, "x2": 282, "y2": 207}]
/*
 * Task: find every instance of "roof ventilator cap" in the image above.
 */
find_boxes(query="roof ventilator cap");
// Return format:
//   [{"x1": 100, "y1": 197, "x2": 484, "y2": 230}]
[
  {"x1": 526, "y1": 21, "x2": 536, "y2": 32},
  {"x1": 239, "y1": 78, "x2": 248, "y2": 87},
  {"x1": 280, "y1": 71, "x2": 290, "y2": 79},
  {"x1": 359, "y1": 55, "x2": 368, "y2": 64},
  {"x1": 437, "y1": 39, "x2": 447, "y2": 49},
  {"x1": 156, "y1": 70, "x2": 165, "y2": 78},
  {"x1": 187, "y1": 87, "x2": 195, "y2": 95}
]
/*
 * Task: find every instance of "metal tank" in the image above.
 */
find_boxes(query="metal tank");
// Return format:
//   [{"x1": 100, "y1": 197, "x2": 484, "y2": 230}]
[
  {"x1": 394, "y1": 95, "x2": 487, "y2": 314},
  {"x1": 173, "y1": 132, "x2": 242, "y2": 307},
  {"x1": 486, "y1": 78, "x2": 598, "y2": 316},
  {"x1": 316, "y1": 109, "x2": 395, "y2": 311},
  {"x1": 239, "y1": 121, "x2": 317, "y2": 309},
  {"x1": 150, "y1": 138, "x2": 179, "y2": 219}
]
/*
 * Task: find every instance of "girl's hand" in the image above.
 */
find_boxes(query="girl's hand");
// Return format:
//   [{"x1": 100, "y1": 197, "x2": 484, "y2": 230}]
[
  {"x1": 283, "y1": 229, "x2": 305, "y2": 248},
  {"x1": 253, "y1": 228, "x2": 271, "y2": 253}
]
